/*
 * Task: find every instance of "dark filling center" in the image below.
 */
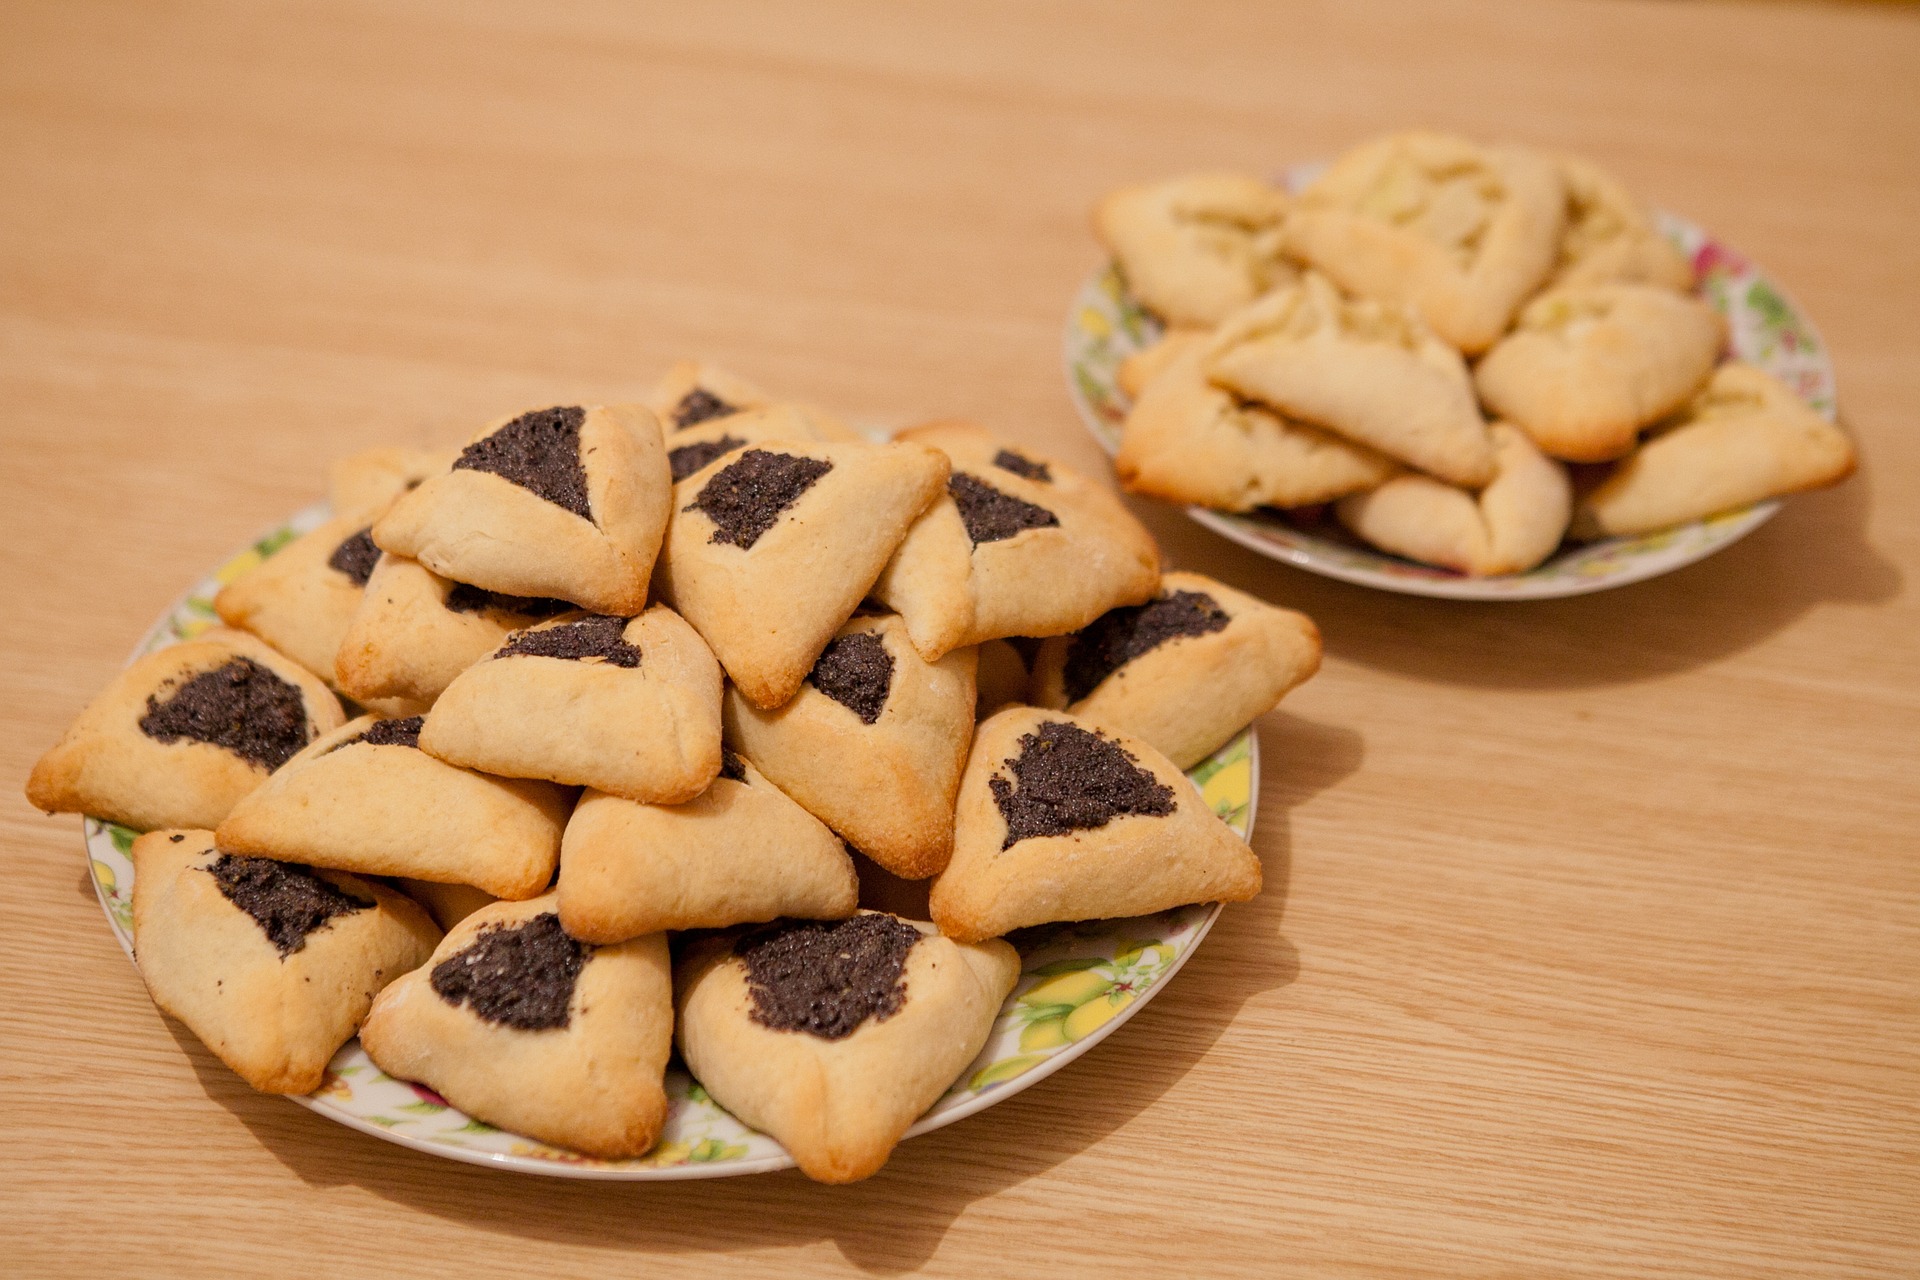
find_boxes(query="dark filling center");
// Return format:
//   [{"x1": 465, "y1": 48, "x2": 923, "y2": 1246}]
[
  {"x1": 806, "y1": 631, "x2": 894, "y2": 724},
  {"x1": 443, "y1": 583, "x2": 573, "y2": 618},
  {"x1": 494, "y1": 615, "x2": 641, "y2": 667},
  {"x1": 138, "y1": 657, "x2": 311, "y2": 770},
  {"x1": 430, "y1": 912, "x2": 586, "y2": 1032},
  {"x1": 206, "y1": 852, "x2": 373, "y2": 957},
  {"x1": 672, "y1": 387, "x2": 737, "y2": 430},
  {"x1": 948, "y1": 473, "x2": 1059, "y2": 545},
  {"x1": 668, "y1": 435, "x2": 748, "y2": 483},
  {"x1": 334, "y1": 715, "x2": 424, "y2": 752},
  {"x1": 686, "y1": 449, "x2": 833, "y2": 550},
  {"x1": 989, "y1": 720, "x2": 1177, "y2": 849},
  {"x1": 992, "y1": 449, "x2": 1052, "y2": 483},
  {"x1": 735, "y1": 914, "x2": 921, "y2": 1040},
  {"x1": 452, "y1": 406, "x2": 592, "y2": 521},
  {"x1": 326, "y1": 527, "x2": 380, "y2": 587},
  {"x1": 718, "y1": 747, "x2": 748, "y2": 782},
  {"x1": 1062, "y1": 590, "x2": 1232, "y2": 703}
]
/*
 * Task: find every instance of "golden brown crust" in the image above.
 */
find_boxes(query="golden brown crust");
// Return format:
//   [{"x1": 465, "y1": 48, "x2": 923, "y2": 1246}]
[
  {"x1": 361, "y1": 894, "x2": 672, "y2": 1159},
  {"x1": 26, "y1": 628, "x2": 344, "y2": 832},
  {"x1": 132, "y1": 829, "x2": 439, "y2": 1094},
  {"x1": 1093, "y1": 173, "x2": 1295, "y2": 328}
]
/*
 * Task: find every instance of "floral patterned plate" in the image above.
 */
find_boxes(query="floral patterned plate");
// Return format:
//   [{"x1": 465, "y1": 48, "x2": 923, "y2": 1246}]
[
  {"x1": 82, "y1": 513, "x2": 1260, "y2": 1178},
  {"x1": 1064, "y1": 171, "x2": 1838, "y2": 600}
]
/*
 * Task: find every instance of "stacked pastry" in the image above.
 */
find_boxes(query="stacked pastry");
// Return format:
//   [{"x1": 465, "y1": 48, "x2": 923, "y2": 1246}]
[
  {"x1": 1097, "y1": 132, "x2": 1856, "y2": 576},
  {"x1": 25, "y1": 362, "x2": 1321, "y2": 1183}
]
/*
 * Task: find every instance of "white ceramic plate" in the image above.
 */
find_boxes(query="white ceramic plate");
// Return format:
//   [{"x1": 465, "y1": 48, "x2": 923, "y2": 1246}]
[
  {"x1": 1064, "y1": 172, "x2": 1838, "y2": 600},
  {"x1": 82, "y1": 511, "x2": 1261, "y2": 1178}
]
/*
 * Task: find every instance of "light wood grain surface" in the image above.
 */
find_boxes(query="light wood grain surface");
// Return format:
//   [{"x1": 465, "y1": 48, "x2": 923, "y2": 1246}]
[{"x1": 4, "y1": 2, "x2": 1917, "y2": 1275}]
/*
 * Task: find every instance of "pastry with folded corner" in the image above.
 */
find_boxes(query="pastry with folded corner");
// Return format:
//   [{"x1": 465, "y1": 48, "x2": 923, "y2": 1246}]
[
  {"x1": 1091, "y1": 172, "x2": 1294, "y2": 328},
  {"x1": 930, "y1": 708, "x2": 1261, "y2": 943},
  {"x1": 664, "y1": 404, "x2": 861, "y2": 482},
  {"x1": 557, "y1": 748, "x2": 857, "y2": 942},
  {"x1": 1549, "y1": 154, "x2": 1694, "y2": 293},
  {"x1": 1032, "y1": 572, "x2": 1321, "y2": 769},
  {"x1": 646, "y1": 360, "x2": 777, "y2": 431},
  {"x1": 27, "y1": 628, "x2": 344, "y2": 832},
  {"x1": 1286, "y1": 130, "x2": 1566, "y2": 354},
  {"x1": 420, "y1": 607, "x2": 723, "y2": 803},
  {"x1": 1572, "y1": 363, "x2": 1855, "y2": 539},
  {"x1": 676, "y1": 912, "x2": 1019, "y2": 1183},
  {"x1": 657, "y1": 440, "x2": 949, "y2": 709},
  {"x1": 1204, "y1": 272, "x2": 1495, "y2": 488},
  {"x1": 131, "y1": 829, "x2": 439, "y2": 1093},
  {"x1": 333, "y1": 554, "x2": 571, "y2": 708},
  {"x1": 871, "y1": 422, "x2": 1160, "y2": 662},
  {"x1": 217, "y1": 714, "x2": 573, "y2": 900},
  {"x1": 328, "y1": 445, "x2": 455, "y2": 516},
  {"x1": 360, "y1": 894, "x2": 672, "y2": 1159},
  {"x1": 1336, "y1": 423, "x2": 1572, "y2": 576},
  {"x1": 723, "y1": 613, "x2": 976, "y2": 879},
  {"x1": 373, "y1": 404, "x2": 670, "y2": 616},
  {"x1": 213, "y1": 513, "x2": 406, "y2": 706},
  {"x1": 1116, "y1": 331, "x2": 1398, "y2": 511},
  {"x1": 1475, "y1": 284, "x2": 1725, "y2": 462}
]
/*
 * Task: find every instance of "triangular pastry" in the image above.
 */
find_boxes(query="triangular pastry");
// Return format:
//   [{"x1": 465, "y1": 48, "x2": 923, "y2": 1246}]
[
  {"x1": 871, "y1": 422, "x2": 1161, "y2": 661},
  {"x1": 420, "y1": 607, "x2": 723, "y2": 803},
  {"x1": 1204, "y1": 272, "x2": 1496, "y2": 487},
  {"x1": 556, "y1": 748, "x2": 858, "y2": 942},
  {"x1": 216, "y1": 714, "x2": 574, "y2": 900},
  {"x1": 645, "y1": 360, "x2": 776, "y2": 431},
  {"x1": 1092, "y1": 172, "x2": 1295, "y2": 328},
  {"x1": 676, "y1": 913, "x2": 1019, "y2": 1183},
  {"x1": 723, "y1": 612, "x2": 977, "y2": 879},
  {"x1": 664, "y1": 404, "x2": 859, "y2": 484},
  {"x1": 213, "y1": 511, "x2": 385, "y2": 688},
  {"x1": 327, "y1": 445, "x2": 457, "y2": 516},
  {"x1": 1032, "y1": 571, "x2": 1321, "y2": 769},
  {"x1": 1572, "y1": 363, "x2": 1855, "y2": 539},
  {"x1": 1116, "y1": 330, "x2": 1399, "y2": 511},
  {"x1": 333, "y1": 553, "x2": 574, "y2": 708},
  {"x1": 1549, "y1": 154, "x2": 1695, "y2": 292},
  {"x1": 657, "y1": 439, "x2": 949, "y2": 708},
  {"x1": 1336, "y1": 422, "x2": 1572, "y2": 575},
  {"x1": 373, "y1": 404, "x2": 670, "y2": 616},
  {"x1": 131, "y1": 829, "x2": 439, "y2": 1093},
  {"x1": 929, "y1": 707, "x2": 1261, "y2": 943},
  {"x1": 1286, "y1": 130, "x2": 1566, "y2": 354},
  {"x1": 360, "y1": 894, "x2": 672, "y2": 1159},
  {"x1": 27, "y1": 628, "x2": 344, "y2": 832},
  {"x1": 1474, "y1": 284, "x2": 1725, "y2": 462}
]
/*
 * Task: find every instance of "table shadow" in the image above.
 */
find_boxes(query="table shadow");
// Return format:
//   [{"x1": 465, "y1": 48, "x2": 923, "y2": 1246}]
[
  {"x1": 155, "y1": 713, "x2": 1358, "y2": 1275},
  {"x1": 1131, "y1": 446, "x2": 1898, "y2": 691}
]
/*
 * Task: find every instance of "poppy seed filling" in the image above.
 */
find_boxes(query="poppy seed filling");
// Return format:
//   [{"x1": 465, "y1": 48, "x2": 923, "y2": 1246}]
[
  {"x1": 138, "y1": 657, "x2": 311, "y2": 770},
  {"x1": 806, "y1": 631, "x2": 894, "y2": 724},
  {"x1": 442, "y1": 583, "x2": 573, "y2": 617},
  {"x1": 452, "y1": 405, "x2": 592, "y2": 520},
  {"x1": 686, "y1": 449, "x2": 833, "y2": 549},
  {"x1": 668, "y1": 434, "x2": 748, "y2": 483},
  {"x1": 430, "y1": 913, "x2": 586, "y2": 1031},
  {"x1": 735, "y1": 915, "x2": 921, "y2": 1040},
  {"x1": 989, "y1": 720, "x2": 1176, "y2": 849},
  {"x1": 948, "y1": 473, "x2": 1059, "y2": 545},
  {"x1": 992, "y1": 449, "x2": 1052, "y2": 482},
  {"x1": 207, "y1": 852, "x2": 373, "y2": 957},
  {"x1": 1062, "y1": 590, "x2": 1231, "y2": 703},
  {"x1": 495, "y1": 614, "x2": 641, "y2": 667},
  {"x1": 327, "y1": 527, "x2": 380, "y2": 587},
  {"x1": 334, "y1": 715, "x2": 424, "y2": 752},
  {"x1": 672, "y1": 387, "x2": 737, "y2": 429}
]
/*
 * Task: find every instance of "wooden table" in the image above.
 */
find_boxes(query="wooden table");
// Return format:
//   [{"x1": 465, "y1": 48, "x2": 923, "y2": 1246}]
[{"x1": 4, "y1": 2, "x2": 1916, "y2": 1274}]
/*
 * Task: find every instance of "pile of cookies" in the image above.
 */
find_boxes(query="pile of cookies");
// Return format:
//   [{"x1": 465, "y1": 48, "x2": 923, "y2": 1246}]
[
  {"x1": 1096, "y1": 131, "x2": 1856, "y2": 576},
  {"x1": 26, "y1": 362, "x2": 1320, "y2": 1183}
]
